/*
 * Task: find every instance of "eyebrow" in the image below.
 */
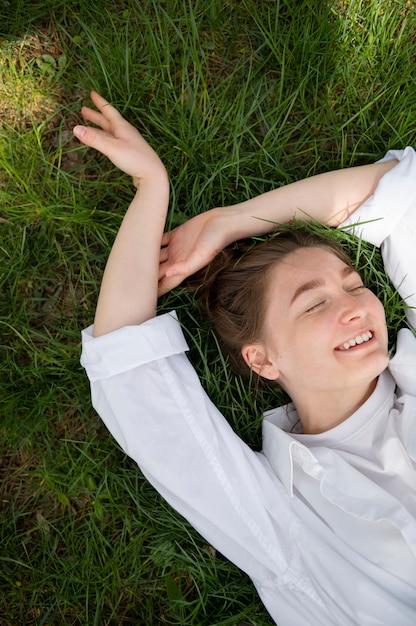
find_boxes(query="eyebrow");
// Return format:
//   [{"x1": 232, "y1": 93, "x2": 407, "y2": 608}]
[{"x1": 290, "y1": 265, "x2": 357, "y2": 306}]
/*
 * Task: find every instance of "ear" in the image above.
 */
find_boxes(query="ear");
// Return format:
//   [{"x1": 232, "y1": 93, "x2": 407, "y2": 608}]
[{"x1": 241, "y1": 342, "x2": 280, "y2": 381}]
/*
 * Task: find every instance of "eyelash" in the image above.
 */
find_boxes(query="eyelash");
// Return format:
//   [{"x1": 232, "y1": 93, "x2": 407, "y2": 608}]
[
  {"x1": 349, "y1": 284, "x2": 366, "y2": 293},
  {"x1": 305, "y1": 285, "x2": 366, "y2": 314},
  {"x1": 305, "y1": 302, "x2": 325, "y2": 313}
]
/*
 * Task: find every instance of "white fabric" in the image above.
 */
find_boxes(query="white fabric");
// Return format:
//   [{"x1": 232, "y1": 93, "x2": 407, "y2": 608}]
[
  {"x1": 263, "y1": 369, "x2": 416, "y2": 586},
  {"x1": 81, "y1": 148, "x2": 416, "y2": 625}
]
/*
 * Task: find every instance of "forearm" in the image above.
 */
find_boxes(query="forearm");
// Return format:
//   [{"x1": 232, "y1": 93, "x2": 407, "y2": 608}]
[
  {"x1": 93, "y1": 176, "x2": 169, "y2": 337},
  {"x1": 158, "y1": 152, "x2": 399, "y2": 292},
  {"x1": 221, "y1": 159, "x2": 398, "y2": 242}
]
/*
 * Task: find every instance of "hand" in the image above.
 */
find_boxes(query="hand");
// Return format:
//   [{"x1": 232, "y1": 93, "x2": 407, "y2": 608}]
[
  {"x1": 73, "y1": 91, "x2": 167, "y2": 185},
  {"x1": 158, "y1": 207, "x2": 234, "y2": 292}
]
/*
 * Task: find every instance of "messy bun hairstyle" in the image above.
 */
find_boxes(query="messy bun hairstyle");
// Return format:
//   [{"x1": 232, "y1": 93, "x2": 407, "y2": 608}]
[{"x1": 195, "y1": 228, "x2": 354, "y2": 379}]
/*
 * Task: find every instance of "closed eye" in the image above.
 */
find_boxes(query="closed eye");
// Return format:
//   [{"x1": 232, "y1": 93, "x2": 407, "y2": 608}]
[
  {"x1": 305, "y1": 300, "x2": 326, "y2": 313},
  {"x1": 347, "y1": 284, "x2": 366, "y2": 293},
  {"x1": 305, "y1": 284, "x2": 365, "y2": 313}
]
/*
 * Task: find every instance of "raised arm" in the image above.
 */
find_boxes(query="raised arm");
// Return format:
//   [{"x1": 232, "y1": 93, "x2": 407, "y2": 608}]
[
  {"x1": 159, "y1": 158, "x2": 397, "y2": 291},
  {"x1": 73, "y1": 92, "x2": 169, "y2": 337}
]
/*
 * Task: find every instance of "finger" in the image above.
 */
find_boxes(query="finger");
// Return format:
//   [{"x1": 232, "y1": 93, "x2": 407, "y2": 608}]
[
  {"x1": 90, "y1": 90, "x2": 109, "y2": 107},
  {"x1": 161, "y1": 230, "x2": 172, "y2": 246},
  {"x1": 165, "y1": 251, "x2": 214, "y2": 280},
  {"x1": 158, "y1": 273, "x2": 182, "y2": 294},
  {"x1": 159, "y1": 246, "x2": 169, "y2": 263},
  {"x1": 158, "y1": 281, "x2": 171, "y2": 296},
  {"x1": 81, "y1": 106, "x2": 111, "y2": 132},
  {"x1": 158, "y1": 260, "x2": 168, "y2": 281},
  {"x1": 90, "y1": 90, "x2": 124, "y2": 124},
  {"x1": 164, "y1": 260, "x2": 190, "y2": 280},
  {"x1": 158, "y1": 260, "x2": 186, "y2": 287},
  {"x1": 73, "y1": 124, "x2": 115, "y2": 156},
  {"x1": 165, "y1": 253, "x2": 204, "y2": 277}
]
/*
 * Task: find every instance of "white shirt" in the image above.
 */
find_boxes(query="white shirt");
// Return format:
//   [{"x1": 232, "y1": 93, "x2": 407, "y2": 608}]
[{"x1": 81, "y1": 148, "x2": 416, "y2": 625}]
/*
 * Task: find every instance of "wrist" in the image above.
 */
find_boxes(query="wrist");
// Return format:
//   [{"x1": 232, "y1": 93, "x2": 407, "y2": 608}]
[
  {"x1": 218, "y1": 204, "x2": 271, "y2": 245},
  {"x1": 134, "y1": 177, "x2": 170, "y2": 212},
  {"x1": 132, "y1": 165, "x2": 169, "y2": 191}
]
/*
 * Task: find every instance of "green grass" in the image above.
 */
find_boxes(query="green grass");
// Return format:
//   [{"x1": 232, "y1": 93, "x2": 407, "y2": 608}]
[{"x1": 0, "y1": 0, "x2": 415, "y2": 623}]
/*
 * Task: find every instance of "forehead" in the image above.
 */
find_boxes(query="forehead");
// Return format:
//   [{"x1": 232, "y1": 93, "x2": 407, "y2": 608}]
[{"x1": 266, "y1": 247, "x2": 355, "y2": 301}]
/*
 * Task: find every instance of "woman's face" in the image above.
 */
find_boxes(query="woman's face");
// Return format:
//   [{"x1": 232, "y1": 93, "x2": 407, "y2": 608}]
[{"x1": 255, "y1": 247, "x2": 389, "y2": 402}]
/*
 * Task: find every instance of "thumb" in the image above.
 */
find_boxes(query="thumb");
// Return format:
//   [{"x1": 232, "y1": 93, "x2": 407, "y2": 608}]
[
  {"x1": 167, "y1": 246, "x2": 217, "y2": 279},
  {"x1": 165, "y1": 259, "x2": 195, "y2": 279},
  {"x1": 158, "y1": 272, "x2": 185, "y2": 294},
  {"x1": 73, "y1": 125, "x2": 88, "y2": 141}
]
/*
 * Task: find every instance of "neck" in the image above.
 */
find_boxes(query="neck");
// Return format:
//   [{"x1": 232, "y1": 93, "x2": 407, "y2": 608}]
[{"x1": 294, "y1": 379, "x2": 377, "y2": 435}]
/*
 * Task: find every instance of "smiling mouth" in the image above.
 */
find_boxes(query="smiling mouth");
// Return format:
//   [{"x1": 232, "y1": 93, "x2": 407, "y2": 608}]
[{"x1": 336, "y1": 330, "x2": 374, "y2": 351}]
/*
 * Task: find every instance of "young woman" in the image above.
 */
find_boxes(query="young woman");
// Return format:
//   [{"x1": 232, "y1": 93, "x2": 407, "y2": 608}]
[{"x1": 77, "y1": 92, "x2": 416, "y2": 625}]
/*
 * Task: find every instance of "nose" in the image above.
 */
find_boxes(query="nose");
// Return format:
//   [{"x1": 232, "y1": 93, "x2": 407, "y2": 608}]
[{"x1": 338, "y1": 292, "x2": 366, "y2": 324}]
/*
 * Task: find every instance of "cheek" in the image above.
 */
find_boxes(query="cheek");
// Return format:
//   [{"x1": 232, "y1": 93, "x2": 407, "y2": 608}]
[
  {"x1": 374, "y1": 299, "x2": 389, "y2": 346},
  {"x1": 369, "y1": 294, "x2": 387, "y2": 327},
  {"x1": 275, "y1": 330, "x2": 321, "y2": 369}
]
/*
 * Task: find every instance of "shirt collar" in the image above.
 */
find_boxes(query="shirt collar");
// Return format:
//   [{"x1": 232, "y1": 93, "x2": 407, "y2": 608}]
[
  {"x1": 261, "y1": 370, "x2": 395, "y2": 496},
  {"x1": 261, "y1": 405, "x2": 320, "y2": 496}
]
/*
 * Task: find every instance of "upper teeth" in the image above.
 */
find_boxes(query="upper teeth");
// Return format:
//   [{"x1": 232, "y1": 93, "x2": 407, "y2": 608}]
[{"x1": 339, "y1": 331, "x2": 373, "y2": 351}]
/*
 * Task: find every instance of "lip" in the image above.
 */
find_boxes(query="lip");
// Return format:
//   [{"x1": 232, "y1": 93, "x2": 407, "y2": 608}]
[{"x1": 334, "y1": 330, "x2": 374, "y2": 352}]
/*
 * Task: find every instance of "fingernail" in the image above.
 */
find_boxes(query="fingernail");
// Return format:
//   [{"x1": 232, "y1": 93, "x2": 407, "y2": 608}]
[{"x1": 73, "y1": 126, "x2": 86, "y2": 139}]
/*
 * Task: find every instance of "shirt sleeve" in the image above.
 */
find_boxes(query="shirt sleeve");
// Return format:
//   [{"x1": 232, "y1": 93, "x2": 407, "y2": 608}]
[
  {"x1": 80, "y1": 313, "x2": 306, "y2": 589},
  {"x1": 339, "y1": 147, "x2": 416, "y2": 329}
]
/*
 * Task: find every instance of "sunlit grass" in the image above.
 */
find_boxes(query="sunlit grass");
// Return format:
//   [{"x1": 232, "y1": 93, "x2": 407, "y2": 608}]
[
  {"x1": 1, "y1": 0, "x2": 415, "y2": 623},
  {"x1": 0, "y1": 32, "x2": 65, "y2": 129}
]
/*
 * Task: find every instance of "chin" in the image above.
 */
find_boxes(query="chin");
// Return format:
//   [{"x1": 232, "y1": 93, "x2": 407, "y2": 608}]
[{"x1": 359, "y1": 358, "x2": 389, "y2": 392}]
